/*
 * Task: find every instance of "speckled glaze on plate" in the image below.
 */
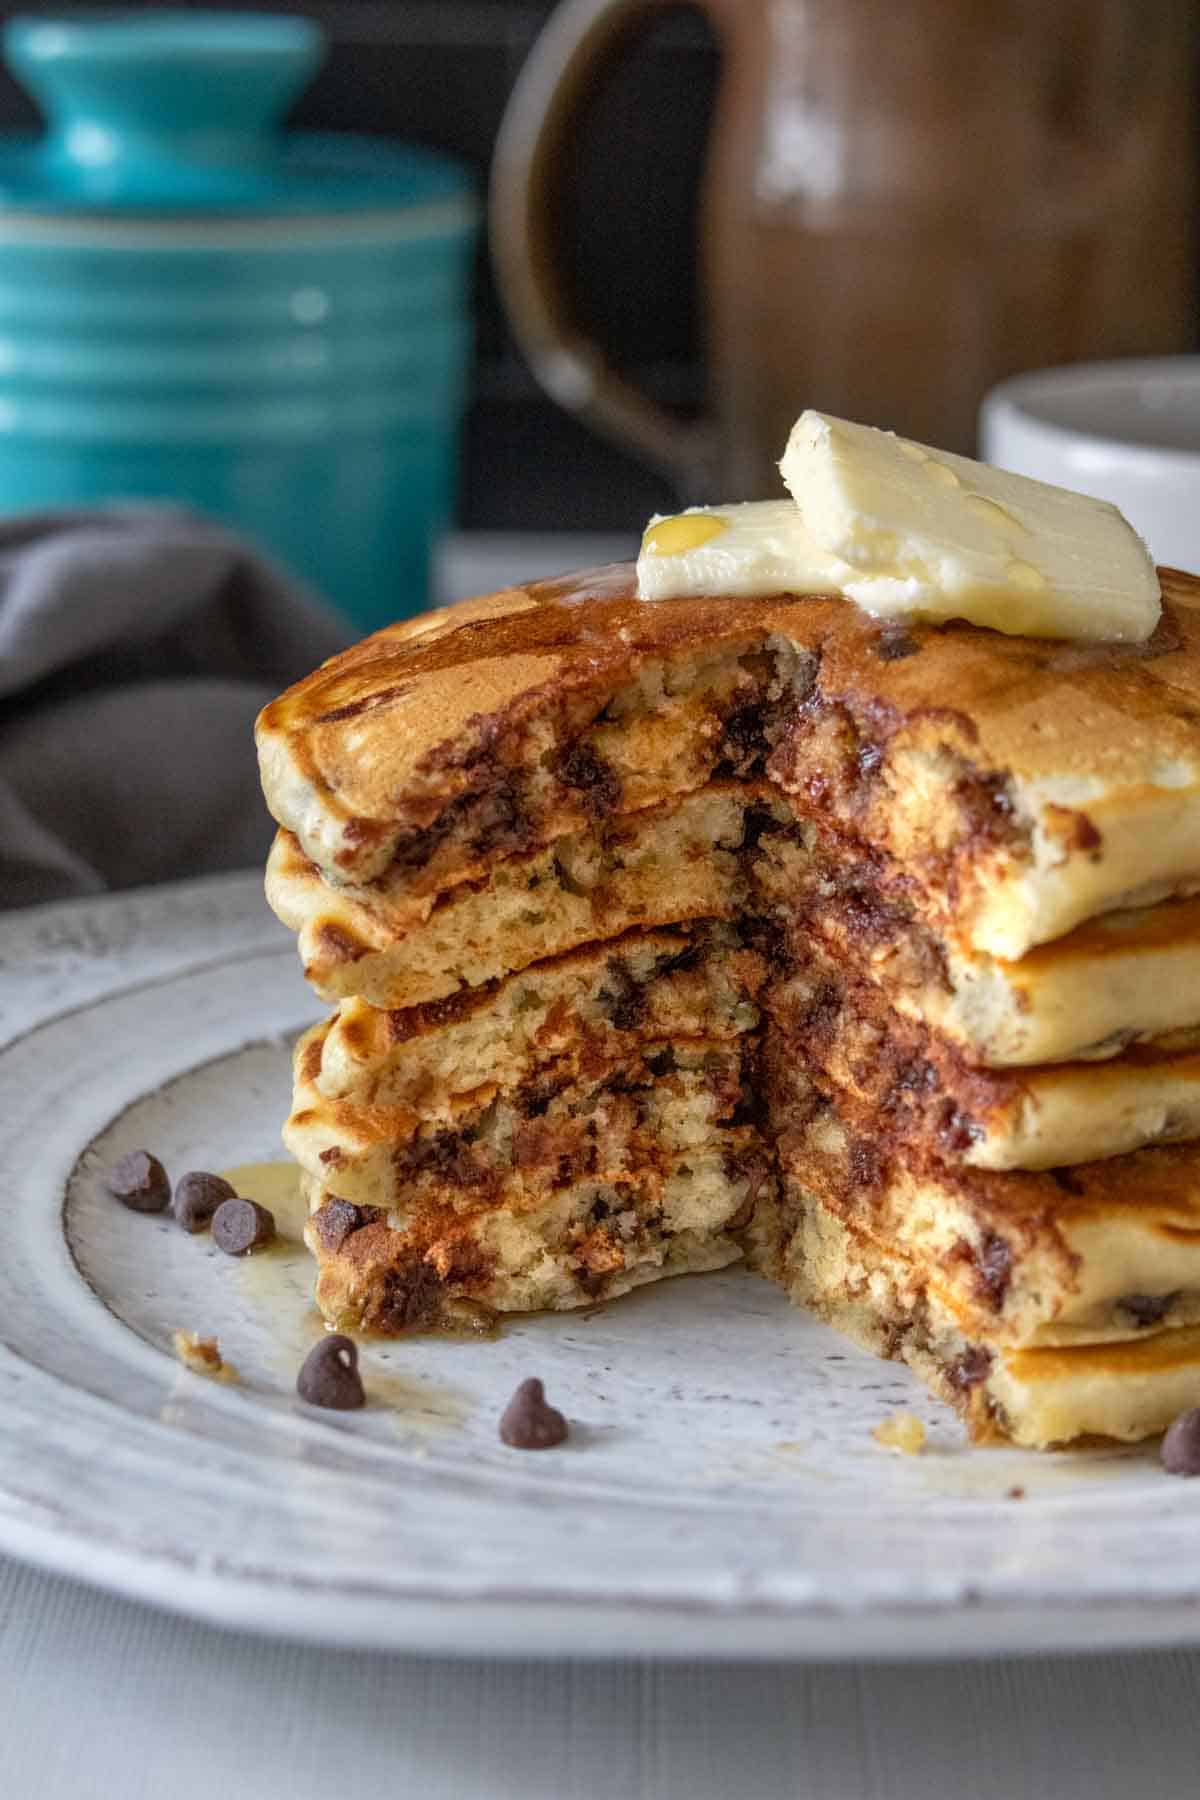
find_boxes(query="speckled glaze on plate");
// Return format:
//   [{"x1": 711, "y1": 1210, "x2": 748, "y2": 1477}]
[{"x1": 2, "y1": 872, "x2": 1200, "y2": 1660}]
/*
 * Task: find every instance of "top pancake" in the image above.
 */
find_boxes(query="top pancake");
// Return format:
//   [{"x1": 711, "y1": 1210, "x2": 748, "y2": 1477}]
[{"x1": 257, "y1": 563, "x2": 1200, "y2": 959}]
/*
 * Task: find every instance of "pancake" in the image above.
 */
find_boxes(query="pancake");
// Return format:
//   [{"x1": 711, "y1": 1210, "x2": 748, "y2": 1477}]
[
  {"x1": 771, "y1": 937, "x2": 1200, "y2": 1169},
  {"x1": 259, "y1": 559, "x2": 1200, "y2": 1447},
  {"x1": 287, "y1": 1026, "x2": 763, "y2": 1215},
  {"x1": 309, "y1": 922, "x2": 766, "y2": 1107},
  {"x1": 301, "y1": 1108, "x2": 763, "y2": 1333},
  {"x1": 763, "y1": 1065, "x2": 1200, "y2": 1349},
  {"x1": 762, "y1": 825, "x2": 1200, "y2": 1067},
  {"x1": 269, "y1": 771, "x2": 1200, "y2": 1065},
  {"x1": 257, "y1": 563, "x2": 1200, "y2": 960},
  {"x1": 753, "y1": 1192, "x2": 1200, "y2": 1448},
  {"x1": 257, "y1": 564, "x2": 808, "y2": 892},
  {"x1": 266, "y1": 784, "x2": 789, "y2": 1008}
]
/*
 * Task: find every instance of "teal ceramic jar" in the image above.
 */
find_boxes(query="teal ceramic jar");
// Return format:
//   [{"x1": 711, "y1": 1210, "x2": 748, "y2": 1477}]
[{"x1": 0, "y1": 12, "x2": 478, "y2": 631}]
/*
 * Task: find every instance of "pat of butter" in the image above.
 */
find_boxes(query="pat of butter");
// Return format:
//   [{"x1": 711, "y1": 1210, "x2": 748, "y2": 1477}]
[
  {"x1": 780, "y1": 410, "x2": 1161, "y2": 643},
  {"x1": 636, "y1": 500, "x2": 849, "y2": 601}
]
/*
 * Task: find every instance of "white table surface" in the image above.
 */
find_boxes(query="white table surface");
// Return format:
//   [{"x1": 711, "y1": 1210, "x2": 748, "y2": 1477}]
[{"x1": 2, "y1": 1554, "x2": 1200, "y2": 1799}]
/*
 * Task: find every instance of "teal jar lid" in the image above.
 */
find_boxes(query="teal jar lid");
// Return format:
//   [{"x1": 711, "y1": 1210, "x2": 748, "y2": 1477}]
[{"x1": 0, "y1": 10, "x2": 474, "y2": 216}]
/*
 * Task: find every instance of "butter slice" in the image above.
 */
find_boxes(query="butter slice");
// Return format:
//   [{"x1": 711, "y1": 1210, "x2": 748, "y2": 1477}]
[
  {"x1": 636, "y1": 500, "x2": 848, "y2": 601},
  {"x1": 780, "y1": 410, "x2": 1160, "y2": 643}
]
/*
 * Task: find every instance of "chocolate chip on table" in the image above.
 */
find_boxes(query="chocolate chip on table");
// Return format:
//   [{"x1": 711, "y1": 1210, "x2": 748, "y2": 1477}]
[
  {"x1": 106, "y1": 1150, "x2": 170, "y2": 1214},
  {"x1": 498, "y1": 1377, "x2": 568, "y2": 1449},
  {"x1": 173, "y1": 1170, "x2": 236, "y2": 1234},
  {"x1": 211, "y1": 1197, "x2": 276, "y2": 1256},
  {"x1": 1161, "y1": 1408, "x2": 1200, "y2": 1476},
  {"x1": 296, "y1": 1335, "x2": 366, "y2": 1410}
]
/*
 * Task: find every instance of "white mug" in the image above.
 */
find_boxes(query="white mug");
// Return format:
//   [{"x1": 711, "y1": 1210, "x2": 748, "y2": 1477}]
[{"x1": 980, "y1": 357, "x2": 1200, "y2": 575}]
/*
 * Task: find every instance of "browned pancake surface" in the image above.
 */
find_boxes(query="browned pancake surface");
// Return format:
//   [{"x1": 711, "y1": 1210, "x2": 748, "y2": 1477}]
[{"x1": 259, "y1": 563, "x2": 1200, "y2": 958}]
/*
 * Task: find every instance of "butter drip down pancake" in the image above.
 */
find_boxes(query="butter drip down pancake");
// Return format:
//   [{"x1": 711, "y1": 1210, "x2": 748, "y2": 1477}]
[{"x1": 259, "y1": 560, "x2": 1200, "y2": 1447}]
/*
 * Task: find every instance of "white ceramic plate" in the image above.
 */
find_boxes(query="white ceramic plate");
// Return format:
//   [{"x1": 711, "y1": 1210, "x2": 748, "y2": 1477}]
[{"x1": 3, "y1": 873, "x2": 1200, "y2": 1661}]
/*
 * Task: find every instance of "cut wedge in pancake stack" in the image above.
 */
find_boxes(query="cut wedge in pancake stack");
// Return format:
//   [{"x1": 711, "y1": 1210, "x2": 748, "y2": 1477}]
[
  {"x1": 285, "y1": 926, "x2": 772, "y2": 1331},
  {"x1": 257, "y1": 414, "x2": 1200, "y2": 1450}
]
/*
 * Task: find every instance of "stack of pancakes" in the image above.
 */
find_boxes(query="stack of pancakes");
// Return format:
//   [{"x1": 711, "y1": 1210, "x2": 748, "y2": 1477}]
[{"x1": 258, "y1": 563, "x2": 1200, "y2": 1447}]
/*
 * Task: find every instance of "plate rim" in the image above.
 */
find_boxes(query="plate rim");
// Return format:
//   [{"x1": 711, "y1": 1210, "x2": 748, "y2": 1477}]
[{"x1": 5, "y1": 870, "x2": 1200, "y2": 1660}]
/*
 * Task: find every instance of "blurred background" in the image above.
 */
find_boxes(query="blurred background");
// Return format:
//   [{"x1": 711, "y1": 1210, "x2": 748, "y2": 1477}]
[
  {"x1": 0, "y1": 0, "x2": 1195, "y2": 906},
  {"x1": 0, "y1": 0, "x2": 712, "y2": 540},
  {"x1": 0, "y1": 1, "x2": 1193, "y2": 605}
]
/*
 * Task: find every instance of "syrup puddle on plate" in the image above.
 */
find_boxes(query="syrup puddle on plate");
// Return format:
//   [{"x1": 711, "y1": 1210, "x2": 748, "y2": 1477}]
[
  {"x1": 219, "y1": 1160, "x2": 322, "y2": 1344},
  {"x1": 221, "y1": 1160, "x2": 308, "y2": 1235},
  {"x1": 218, "y1": 1161, "x2": 471, "y2": 1433}
]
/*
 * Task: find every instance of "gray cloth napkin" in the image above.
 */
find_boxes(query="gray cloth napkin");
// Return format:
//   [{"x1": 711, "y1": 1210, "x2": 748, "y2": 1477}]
[{"x1": 0, "y1": 506, "x2": 349, "y2": 909}]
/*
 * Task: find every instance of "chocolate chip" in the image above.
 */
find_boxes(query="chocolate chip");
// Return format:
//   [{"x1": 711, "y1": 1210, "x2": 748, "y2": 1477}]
[
  {"x1": 469, "y1": 780, "x2": 528, "y2": 856},
  {"x1": 498, "y1": 1377, "x2": 568, "y2": 1449},
  {"x1": 373, "y1": 1262, "x2": 445, "y2": 1333},
  {"x1": 106, "y1": 1150, "x2": 170, "y2": 1214},
  {"x1": 211, "y1": 1197, "x2": 276, "y2": 1256},
  {"x1": 521, "y1": 1073, "x2": 569, "y2": 1118},
  {"x1": 876, "y1": 629, "x2": 920, "y2": 661},
  {"x1": 947, "y1": 1346, "x2": 992, "y2": 1391},
  {"x1": 975, "y1": 1232, "x2": 1012, "y2": 1309},
  {"x1": 720, "y1": 701, "x2": 769, "y2": 774},
  {"x1": 1067, "y1": 810, "x2": 1102, "y2": 853},
  {"x1": 394, "y1": 1130, "x2": 485, "y2": 1189},
  {"x1": 1162, "y1": 1408, "x2": 1200, "y2": 1475},
  {"x1": 1119, "y1": 1292, "x2": 1175, "y2": 1328},
  {"x1": 296, "y1": 1335, "x2": 366, "y2": 1410},
  {"x1": 173, "y1": 1170, "x2": 236, "y2": 1234},
  {"x1": 557, "y1": 742, "x2": 621, "y2": 815},
  {"x1": 938, "y1": 1104, "x2": 983, "y2": 1154},
  {"x1": 653, "y1": 938, "x2": 703, "y2": 978},
  {"x1": 312, "y1": 1197, "x2": 366, "y2": 1252},
  {"x1": 739, "y1": 803, "x2": 782, "y2": 855},
  {"x1": 596, "y1": 959, "x2": 647, "y2": 1032}
]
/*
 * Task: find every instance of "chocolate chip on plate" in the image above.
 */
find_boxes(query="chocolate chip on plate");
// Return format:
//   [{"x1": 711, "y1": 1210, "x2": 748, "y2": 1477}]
[
  {"x1": 1161, "y1": 1407, "x2": 1200, "y2": 1476},
  {"x1": 211, "y1": 1197, "x2": 276, "y2": 1256},
  {"x1": 498, "y1": 1377, "x2": 568, "y2": 1450},
  {"x1": 296, "y1": 1335, "x2": 366, "y2": 1410},
  {"x1": 173, "y1": 1170, "x2": 236, "y2": 1234},
  {"x1": 106, "y1": 1150, "x2": 170, "y2": 1214}
]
